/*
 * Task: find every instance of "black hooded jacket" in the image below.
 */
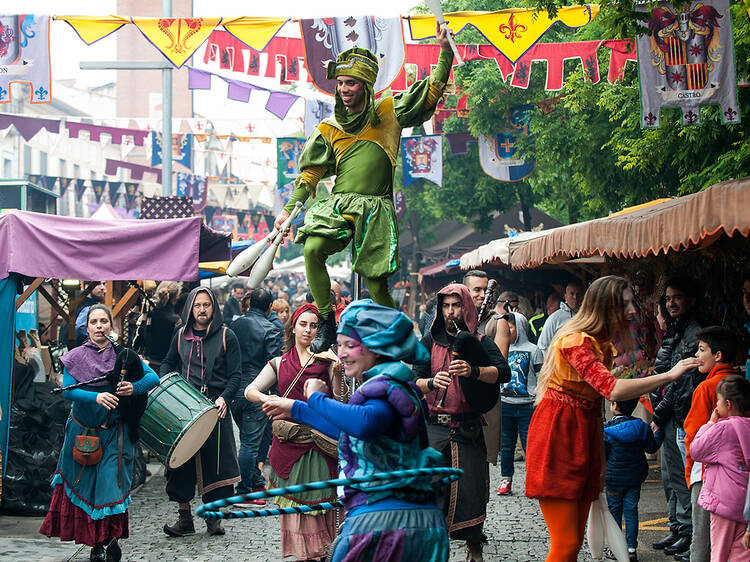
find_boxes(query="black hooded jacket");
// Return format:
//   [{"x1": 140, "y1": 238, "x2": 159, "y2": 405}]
[
  {"x1": 650, "y1": 313, "x2": 704, "y2": 427},
  {"x1": 160, "y1": 287, "x2": 242, "y2": 401}
]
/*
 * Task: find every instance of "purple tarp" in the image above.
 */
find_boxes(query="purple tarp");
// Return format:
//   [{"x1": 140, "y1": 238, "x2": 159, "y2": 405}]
[{"x1": 0, "y1": 210, "x2": 202, "y2": 281}]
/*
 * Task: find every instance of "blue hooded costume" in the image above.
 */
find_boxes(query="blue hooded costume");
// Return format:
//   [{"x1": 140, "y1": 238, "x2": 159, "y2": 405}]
[{"x1": 289, "y1": 299, "x2": 449, "y2": 561}]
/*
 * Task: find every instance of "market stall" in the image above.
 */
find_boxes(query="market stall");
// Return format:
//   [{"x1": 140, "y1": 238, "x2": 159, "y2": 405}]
[
  {"x1": 0, "y1": 209, "x2": 226, "y2": 484},
  {"x1": 507, "y1": 177, "x2": 750, "y2": 269}
]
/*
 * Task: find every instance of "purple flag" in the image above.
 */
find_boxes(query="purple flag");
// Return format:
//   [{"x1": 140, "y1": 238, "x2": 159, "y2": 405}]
[{"x1": 0, "y1": 113, "x2": 59, "y2": 141}]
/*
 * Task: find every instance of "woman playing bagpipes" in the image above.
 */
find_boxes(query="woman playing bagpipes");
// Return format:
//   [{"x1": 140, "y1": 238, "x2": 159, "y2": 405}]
[
  {"x1": 245, "y1": 303, "x2": 341, "y2": 561},
  {"x1": 40, "y1": 304, "x2": 159, "y2": 561},
  {"x1": 262, "y1": 300, "x2": 449, "y2": 561}
]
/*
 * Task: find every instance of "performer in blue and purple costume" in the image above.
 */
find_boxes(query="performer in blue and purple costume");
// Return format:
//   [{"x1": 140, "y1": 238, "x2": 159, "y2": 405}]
[{"x1": 262, "y1": 299, "x2": 449, "y2": 561}]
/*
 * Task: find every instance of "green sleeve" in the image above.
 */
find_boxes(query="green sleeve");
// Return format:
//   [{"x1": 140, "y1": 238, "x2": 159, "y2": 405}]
[
  {"x1": 284, "y1": 183, "x2": 311, "y2": 212},
  {"x1": 392, "y1": 49, "x2": 453, "y2": 128},
  {"x1": 282, "y1": 128, "x2": 336, "y2": 213}
]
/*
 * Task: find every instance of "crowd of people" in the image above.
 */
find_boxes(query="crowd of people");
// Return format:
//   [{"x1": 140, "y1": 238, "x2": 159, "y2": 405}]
[
  {"x1": 35, "y1": 268, "x2": 750, "y2": 562},
  {"x1": 29, "y1": 30, "x2": 750, "y2": 562}
]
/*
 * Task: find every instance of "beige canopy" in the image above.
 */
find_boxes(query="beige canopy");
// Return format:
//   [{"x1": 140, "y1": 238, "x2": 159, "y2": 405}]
[{"x1": 508, "y1": 176, "x2": 750, "y2": 269}]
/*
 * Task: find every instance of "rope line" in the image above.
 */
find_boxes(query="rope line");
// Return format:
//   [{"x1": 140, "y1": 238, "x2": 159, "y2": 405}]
[{"x1": 196, "y1": 467, "x2": 463, "y2": 520}]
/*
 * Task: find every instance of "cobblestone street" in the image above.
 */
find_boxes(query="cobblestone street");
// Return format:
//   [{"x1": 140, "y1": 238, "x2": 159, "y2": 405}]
[{"x1": 1, "y1": 457, "x2": 680, "y2": 561}]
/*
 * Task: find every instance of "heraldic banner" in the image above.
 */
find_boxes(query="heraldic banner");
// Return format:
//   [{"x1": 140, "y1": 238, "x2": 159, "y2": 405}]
[
  {"x1": 401, "y1": 135, "x2": 443, "y2": 187},
  {"x1": 0, "y1": 15, "x2": 51, "y2": 104},
  {"x1": 637, "y1": 0, "x2": 740, "y2": 128},
  {"x1": 479, "y1": 105, "x2": 536, "y2": 182},
  {"x1": 299, "y1": 16, "x2": 406, "y2": 96},
  {"x1": 176, "y1": 172, "x2": 208, "y2": 212},
  {"x1": 276, "y1": 137, "x2": 306, "y2": 212},
  {"x1": 152, "y1": 131, "x2": 192, "y2": 168}
]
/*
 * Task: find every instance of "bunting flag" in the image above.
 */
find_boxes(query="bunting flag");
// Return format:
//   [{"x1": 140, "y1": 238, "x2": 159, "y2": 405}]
[
  {"x1": 108, "y1": 181, "x2": 122, "y2": 206},
  {"x1": 264, "y1": 214, "x2": 276, "y2": 232},
  {"x1": 176, "y1": 172, "x2": 209, "y2": 212},
  {"x1": 152, "y1": 131, "x2": 192, "y2": 169},
  {"x1": 401, "y1": 135, "x2": 443, "y2": 187},
  {"x1": 479, "y1": 105, "x2": 535, "y2": 182},
  {"x1": 0, "y1": 113, "x2": 59, "y2": 140},
  {"x1": 91, "y1": 180, "x2": 107, "y2": 204},
  {"x1": 250, "y1": 212, "x2": 262, "y2": 230},
  {"x1": 124, "y1": 182, "x2": 140, "y2": 211},
  {"x1": 204, "y1": 31, "x2": 637, "y2": 94},
  {"x1": 74, "y1": 179, "x2": 87, "y2": 202},
  {"x1": 187, "y1": 67, "x2": 300, "y2": 119},
  {"x1": 66, "y1": 121, "x2": 150, "y2": 145},
  {"x1": 56, "y1": 15, "x2": 129, "y2": 44},
  {"x1": 445, "y1": 133, "x2": 477, "y2": 155},
  {"x1": 43, "y1": 175, "x2": 58, "y2": 190},
  {"x1": 131, "y1": 17, "x2": 222, "y2": 68},
  {"x1": 299, "y1": 16, "x2": 406, "y2": 95},
  {"x1": 59, "y1": 177, "x2": 73, "y2": 197},
  {"x1": 277, "y1": 137, "x2": 305, "y2": 207},
  {"x1": 221, "y1": 16, "x2": 289, "y2": 52},
  {"x1": 304, "y1": 99, "x2": 334, "y2": 137},
  {"x1": 105, "y1": 158, "x2": 162, "y2": 183},
  {"x1": 636, "y1": 0, "x2": 740, "y2": 128},
  {"x1": 408, "y1": 5, "x2": 599, "y2": 63},
  {"x1": 0, "y1": 15, "x2": 51, "y2": 104}
]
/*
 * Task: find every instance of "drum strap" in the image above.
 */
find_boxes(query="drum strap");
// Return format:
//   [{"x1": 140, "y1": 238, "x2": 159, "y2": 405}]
[{"x1": 177, "y1": 326, "x2": 227, "y2": 394}]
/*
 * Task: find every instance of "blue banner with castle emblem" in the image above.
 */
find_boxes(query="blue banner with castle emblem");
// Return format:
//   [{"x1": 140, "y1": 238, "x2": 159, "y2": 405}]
[
  {"x1": 636, "y1": 0, "x2": 740, "y2": 127},
  {"x1": 479, "y1": 105, "x2": 536, "y2": 182},
  {"x1": 151, "y1": 131, "x2": 192, "y2": 169},
  {"x1": 401, "y1": 134, "x2": 443, "y2": 187}
]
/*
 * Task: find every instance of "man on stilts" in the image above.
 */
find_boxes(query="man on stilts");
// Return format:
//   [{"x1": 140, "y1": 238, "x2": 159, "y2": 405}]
[{"x1": 273, "y1": 28, "x2": 454, "y2": 352}]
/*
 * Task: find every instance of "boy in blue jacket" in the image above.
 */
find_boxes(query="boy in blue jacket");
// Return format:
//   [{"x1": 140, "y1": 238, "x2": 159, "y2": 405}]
[{"x1": 604, "y1": 398, "x2": 663, "y2": 561}]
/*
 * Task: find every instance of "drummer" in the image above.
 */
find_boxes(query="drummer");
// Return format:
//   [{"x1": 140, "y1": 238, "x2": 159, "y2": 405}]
[{"x1": 160, "y1": 287, "x2": 243, "y2": 537}]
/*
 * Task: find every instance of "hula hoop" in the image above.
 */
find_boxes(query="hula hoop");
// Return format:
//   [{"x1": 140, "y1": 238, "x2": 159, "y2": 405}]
[{"x1": 196, "y1": 467, "x2": 463, "y2": 520}]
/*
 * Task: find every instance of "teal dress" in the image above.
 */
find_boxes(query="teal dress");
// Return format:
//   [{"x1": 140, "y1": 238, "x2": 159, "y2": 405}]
[{"x1": 40, "y1": 357, "x2": 158, "y2": 546}]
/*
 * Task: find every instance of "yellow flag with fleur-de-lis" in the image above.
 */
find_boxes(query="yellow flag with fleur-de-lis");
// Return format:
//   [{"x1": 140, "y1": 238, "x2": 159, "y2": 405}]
[{"x1": 408, "y1": 5, "x2": 600, "y2": 63}]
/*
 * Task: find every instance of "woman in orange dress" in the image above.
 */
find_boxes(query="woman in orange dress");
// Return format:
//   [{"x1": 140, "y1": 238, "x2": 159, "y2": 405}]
[{"x1": 525, "y1": 275, "x2": 698, "y2": 561}]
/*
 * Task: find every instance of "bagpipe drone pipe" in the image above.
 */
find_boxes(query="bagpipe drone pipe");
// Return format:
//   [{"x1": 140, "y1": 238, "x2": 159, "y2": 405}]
[{"x1": 452, "y1": 330, "x2": 500, "y2": 414}]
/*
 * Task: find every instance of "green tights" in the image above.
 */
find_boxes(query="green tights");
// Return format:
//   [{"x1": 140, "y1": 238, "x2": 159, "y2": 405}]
[{"x1": 303, "y1": 235, "x2": 395, "y2": 318}]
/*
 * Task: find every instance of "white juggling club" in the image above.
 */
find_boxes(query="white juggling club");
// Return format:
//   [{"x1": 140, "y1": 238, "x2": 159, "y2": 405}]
[
  {"x1": 246, "y1": 203, "x2": 304, "y2": 288},
  {"x1": 425, "y1": 0, "x2": 464, "y2": 66},
  {"x1": 226, "y1": 202, "x2": 303, "y2": 277}
]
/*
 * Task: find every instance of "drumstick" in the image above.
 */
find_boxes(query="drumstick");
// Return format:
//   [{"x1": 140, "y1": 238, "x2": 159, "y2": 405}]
[
  {"x1": 217, "y1": 422, "x2": 221, "y2": 475},
  {"x1": 424, "y1": 0, "x2": 464, "y2": 66}
]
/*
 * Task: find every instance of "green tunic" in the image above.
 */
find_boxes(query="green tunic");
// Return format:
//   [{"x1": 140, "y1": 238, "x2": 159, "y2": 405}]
[{"x1": 285, "y1": 50, "x2": 453, "y2": 278}]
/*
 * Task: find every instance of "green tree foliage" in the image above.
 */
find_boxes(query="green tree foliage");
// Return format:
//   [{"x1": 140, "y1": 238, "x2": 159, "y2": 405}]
[{"x1": 403, "y1": 0, "x2": 750, "y2": 233}]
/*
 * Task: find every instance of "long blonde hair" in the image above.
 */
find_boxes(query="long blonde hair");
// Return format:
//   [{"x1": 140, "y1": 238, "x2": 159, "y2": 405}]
[{"x1": 535, "y1": 275, "x2": 633, "y2": 404}]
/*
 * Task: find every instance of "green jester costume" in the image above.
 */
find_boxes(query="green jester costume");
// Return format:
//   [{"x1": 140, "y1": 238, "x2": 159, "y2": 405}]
[{"x1": 284, "y1": 46, "x2": 453, "y2": 350}]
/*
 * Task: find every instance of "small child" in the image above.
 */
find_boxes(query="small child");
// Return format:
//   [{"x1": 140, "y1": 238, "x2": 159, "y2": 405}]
[
  {"x1": 690, "y1": 375, "x2": 750, "y2": 562},
  {"x1": 682, "y1": 326, "x2": 738, "y2": 561},
  {"x1": 604, "y1": 398, "x2": 663, "y2": 562}
]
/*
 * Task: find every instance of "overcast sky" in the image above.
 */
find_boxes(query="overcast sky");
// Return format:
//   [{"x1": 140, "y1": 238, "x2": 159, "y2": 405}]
[{"x1": 2, "y1": 1, "x2": 424, "y2": 83}]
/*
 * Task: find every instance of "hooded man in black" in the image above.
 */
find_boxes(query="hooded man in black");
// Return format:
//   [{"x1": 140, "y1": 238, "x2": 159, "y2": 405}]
[{"x1": 160, "y1": 287, "x2": 242, "y2": 537}]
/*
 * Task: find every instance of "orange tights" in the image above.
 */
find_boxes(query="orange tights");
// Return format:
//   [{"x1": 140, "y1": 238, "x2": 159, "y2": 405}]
[{"x1": 538, "y1": 497, "x2": 592, "y2": 562}]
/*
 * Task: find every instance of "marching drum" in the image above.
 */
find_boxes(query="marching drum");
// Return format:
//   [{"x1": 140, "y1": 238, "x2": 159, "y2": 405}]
[{"x1": 139, "y1": 372, "x2": 218, "y2": 469}]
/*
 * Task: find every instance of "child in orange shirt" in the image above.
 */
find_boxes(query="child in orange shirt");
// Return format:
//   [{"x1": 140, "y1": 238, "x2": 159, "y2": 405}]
[{"x1": 682, "y1": 326, "x2": 738, "y2": 562}]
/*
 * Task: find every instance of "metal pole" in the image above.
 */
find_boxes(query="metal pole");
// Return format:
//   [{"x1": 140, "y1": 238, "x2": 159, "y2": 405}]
[{"x1": 161, "y1": 0, "x2": 173, "y2": 196}]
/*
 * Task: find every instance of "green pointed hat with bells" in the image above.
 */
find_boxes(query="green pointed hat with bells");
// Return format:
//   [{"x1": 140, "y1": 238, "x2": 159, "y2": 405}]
[{"x1": 326, "y1": 47, "x2": 381, "y2": 132}]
